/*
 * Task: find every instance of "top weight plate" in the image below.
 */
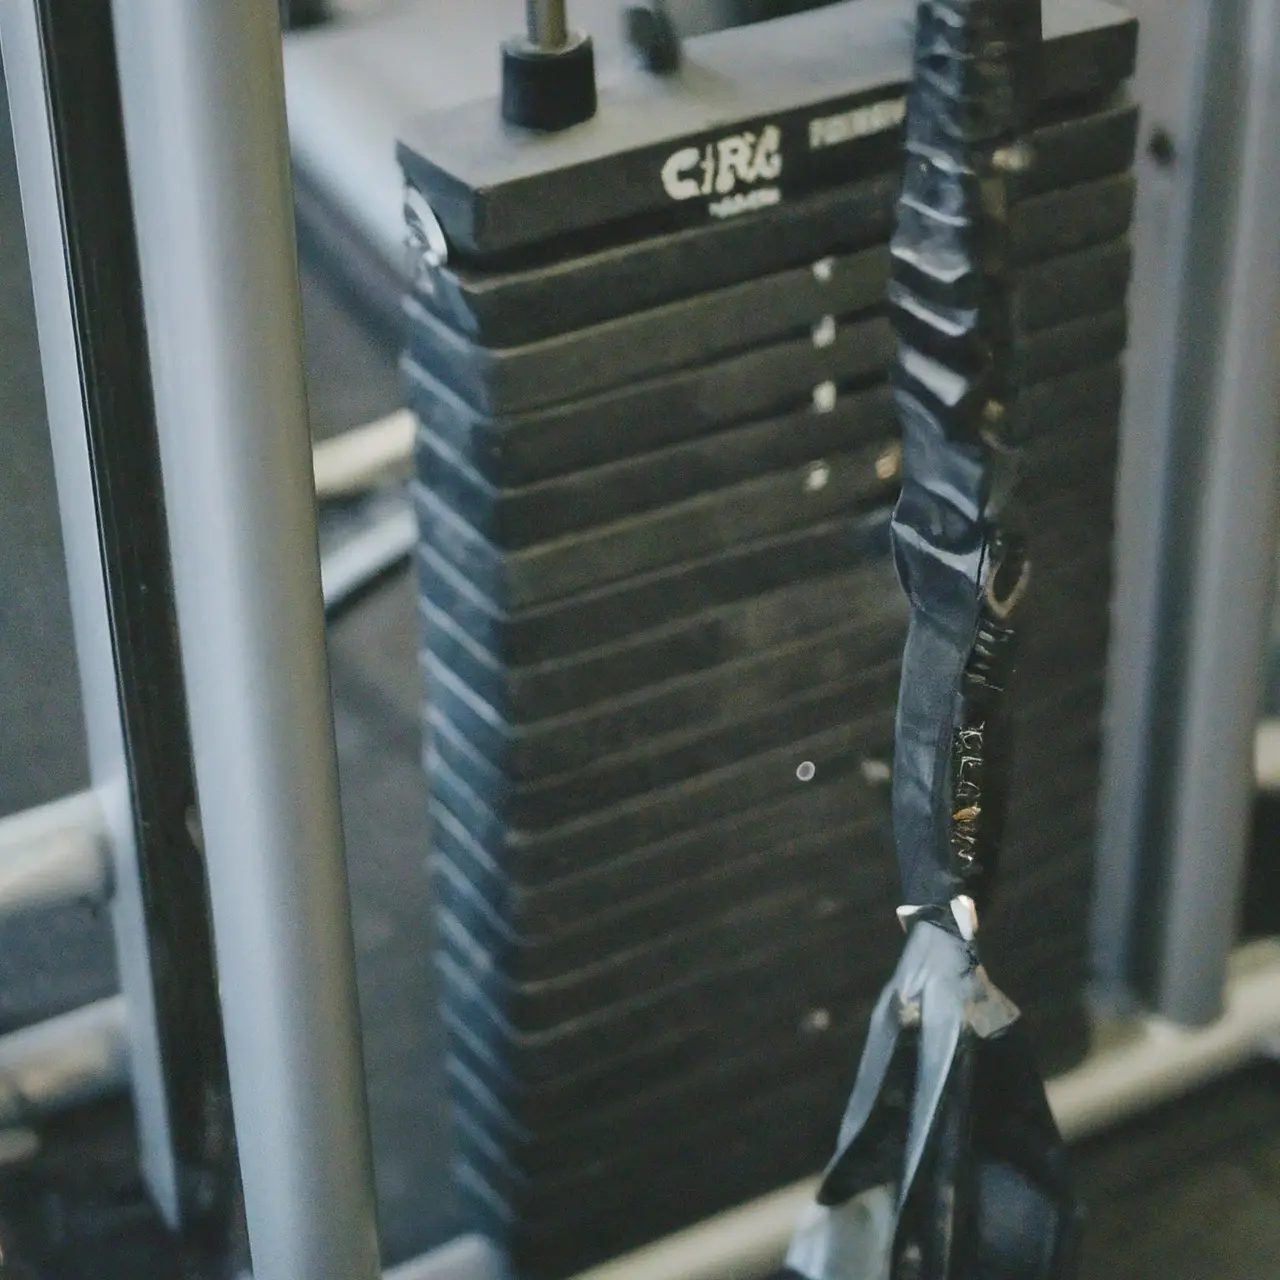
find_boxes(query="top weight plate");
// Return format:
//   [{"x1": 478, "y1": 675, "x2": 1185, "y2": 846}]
[
  {"x1": 412, "y1": 101, "x2": 1137, "y2": 346},
  {"x1": 396, "y1": 0, "x2": 1137, "y2": 258}
]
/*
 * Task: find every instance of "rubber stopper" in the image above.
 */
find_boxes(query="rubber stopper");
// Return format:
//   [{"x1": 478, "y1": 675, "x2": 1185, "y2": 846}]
[{"x1": 501, "y1": 32, "x2": 597, "y2": 132}]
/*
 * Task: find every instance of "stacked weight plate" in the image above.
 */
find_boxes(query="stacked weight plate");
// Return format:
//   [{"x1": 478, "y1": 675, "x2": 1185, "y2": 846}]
[{"x1": 398, "y1": 2, "x2": 1138, "y2": 1274}]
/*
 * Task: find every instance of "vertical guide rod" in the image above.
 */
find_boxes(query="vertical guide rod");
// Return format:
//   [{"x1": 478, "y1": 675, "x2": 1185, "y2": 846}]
[
  {"x1": 527, "y1": 0, "x2": 570, "y2": 48},
  {"x1": 0, "y1": 0, "x2": 180, "y2": 1222},
  {"x1": 1155, "y1": 0, "x2": 1280, "y2": 1022},
  {"x1": 108, "y1": 2, "x2": 382, "y2": 1277}
]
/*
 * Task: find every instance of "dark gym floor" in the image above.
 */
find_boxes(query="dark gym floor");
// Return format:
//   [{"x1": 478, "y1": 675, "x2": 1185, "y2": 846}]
[{"x1": 3, "y1": 60, "x2": 1280, "y2": 1280}]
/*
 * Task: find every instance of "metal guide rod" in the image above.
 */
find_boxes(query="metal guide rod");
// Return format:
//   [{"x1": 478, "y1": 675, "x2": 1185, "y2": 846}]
[
  {"x1": 108, "y1": 1, "x2": 381, "y2": 1276},
  {"x1": 527, "y1": 0, "x2": 570, "y2": 47},
  {"x1": 0, "y1": 0, "x2": 181, "y2": 1222},
  {"x1": 1092, "y1": 0, "x2": 1280, "y2": 1022},
  {"x1": 1089, "y1": 0, "x2": 1214, "y2": 1010},
  {"x1": 1155, "y1": 0, "x2": 1280, "y2": 1022}
]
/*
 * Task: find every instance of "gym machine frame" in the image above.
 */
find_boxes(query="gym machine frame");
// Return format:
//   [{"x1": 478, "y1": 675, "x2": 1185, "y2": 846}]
[{"x1": 0, "y1": 1, "x2": 1279, "y2": 1278}]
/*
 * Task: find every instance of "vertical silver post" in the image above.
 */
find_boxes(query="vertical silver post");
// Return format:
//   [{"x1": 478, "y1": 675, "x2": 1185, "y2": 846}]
[
  {"x1": 527, "y1": 0, "x2": 570, "y2": 48},
  {"x1": 1, "y1": 0, "x2": 180, "y2": 1224},
  {"x1": 1094, "y1": 0, "x2": 1280, "y2": 1024},
  {"x1": 108, "y1": 2, "x2": 382, "y2": 1277},
  {"x1": 1090, "y1": 0, "x2": 1216, "y2": 1009},
  {"x1": 1155, "y1": 0, "x2": 1280, "y2": 1023}
]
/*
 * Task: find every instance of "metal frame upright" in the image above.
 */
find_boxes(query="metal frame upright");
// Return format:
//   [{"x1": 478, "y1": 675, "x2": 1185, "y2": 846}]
[{"x1": 1093, "y1": 0, "x2": 1280, "y2": 1024}]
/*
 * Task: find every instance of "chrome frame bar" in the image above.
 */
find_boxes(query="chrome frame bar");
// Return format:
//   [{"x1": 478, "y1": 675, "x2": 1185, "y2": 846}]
[
  {"x1": 1093, "y1": 0, "x2": 1280, "y2": 1023},
  {"x1": 1, "y1": 0, "x2": 181, "y2": 1221},
  {"x1": 109, "y1": 1, "x2": 382, "y2": 1276}
]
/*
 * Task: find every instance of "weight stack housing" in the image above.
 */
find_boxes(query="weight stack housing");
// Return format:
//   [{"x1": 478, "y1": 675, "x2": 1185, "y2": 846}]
[{"x1": 397, "y1": 1, "x2": 1138, "y2": 1274}]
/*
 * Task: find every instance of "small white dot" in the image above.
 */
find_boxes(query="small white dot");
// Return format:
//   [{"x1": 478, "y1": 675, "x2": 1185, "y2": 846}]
[
  {"x1": 860, "y1": 758, "x2": 892, "y2": 786},
  {"x1": 802, "y1": 1008, "x2": 832, "y2": 1033},
  {"x1": 805, "y1": 462, "x2": 830, "y2": 492},
  {"x1": 812, "y1": 257, "x2": 835, "y2": 282},
  {"x1": 811, "y1": 315, "x2": 836, "y2": 349},
  {"x1": 796, "y1": 761, "x2": 816, "y2": 782},
  {"x1": 812, "y1": 382, "x2": 837, "y2": 414}
]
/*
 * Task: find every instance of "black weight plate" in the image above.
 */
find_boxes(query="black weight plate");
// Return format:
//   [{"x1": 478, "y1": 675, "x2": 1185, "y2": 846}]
[
  {"x1": 446, "y1": 1014, "x2": 862, "y2": 1172},
  {"x1": 412, "y1": 409, "x2": 1120, "y2": 743},
  {"x1": 414, "y1": 417, "x2": 1115, "y2": 672},
  {"x1": 413, "y1": 382, "x2": 896, "y2": 550},
  {"x1": 415, "y1": 103, "x2": 1135, "y2": 346},
  {"x1": 438, "y1": 940, "x2": 886, "y2": 1117},
  {"x1": 427, "y1": 706, "x2": 896, "y2": 884},
  {"x1": 405, "y1": 236, "x2": 1129, "y2": 419},
  {"x1": 451, "y1": 1070, "x2": 846, "y2": 1280},
  {"x1": 420, "y1": 175, "x2": 897, "y2": 347},
  {"x1": 404, "y1": 315, "x2": 896, "y2": 487},
  {"x1": 1009, "y1": 238, "x2": 1132, "y2": 335},
  {"x1": 410, "y1": 310, "x2": 1123, "y2": 562},
  {"x1": 431, "y1": 809, "x2": 885, "y2": 984},
  {"x1": 428, "y1": 699, "x2": 1104, "y2": 1002},
  {"x1": 426, "y1": 673, "x2": 1105, "y2": 919},
  {"x1": 429, "y1": 772, "x2": 885, "y2": 936},
  {"x1": 434, "y1": 805, "x2": 1098, "y2": 1042},
  {"x1": 448, "y1": 975, "x2": 1092, "y2": 1197},
  {"x1": 417, "y1": 565, "x2": 1110, "y2": 897},
  {"x1": 397, "y1": 0, "x2": 1136, "y2": 258},
  {"x1": 412, "y1": 436, "x2": 900, "y2": 611},
  {"x1": 415, "y1": 510, "x2": 872, "y2": 668},
  {"x1": 422, "y1": 601, "x2": 904, "y2": 778},
  {"x1": 435, "y1": 913, "x2": 902, "y2": 1086},
  {"x1": 466, "y1": 996, "x2": 1093, "y2": 1280},
  {"x1": 420, "y1": 556, "x2": 899, "y2": 725},
  {"x1": 427, "y1": 702, "x2": 1104, "y2": 982},
  {"x1": 438, "y1": 920, "x2": 1093, "y2": 1141},
  {"x1": 424, "y1": 602, "x2": 1107, "y2": 831},
  {"x1": 440, "y1": 917, "x2": 1092, "y2": 1184},
  {"x1": 405, "y1": 245, "x2": 890, "y2": 416},
  {"x1": 451, "y1": 1057, "x2": 853, "y2": 1213},
  {"x1": 438, "y1": 873, "x2": 891, "y2": 1035}
]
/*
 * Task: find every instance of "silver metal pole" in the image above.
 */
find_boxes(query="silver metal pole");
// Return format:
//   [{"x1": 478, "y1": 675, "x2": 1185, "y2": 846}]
[
  {"x1": 1092, "y1": 0, "x2": 1280, "y2": 1023},
  {"x1": 1155, "y1": 0, "x2": 1280, "y2": 1022},
  {"x1": 108, "y1": 2, "x2": 381, "y2": 1277},
  {"x1": 527, "y1": 0, "x2": 570, "y2": 48},
  {"x1": 1089, "y1": 0, "x2": 1216, "y2": 1008},
  {"x1": 1, "y1": 1, "x2": 181, "y2": 1222}
]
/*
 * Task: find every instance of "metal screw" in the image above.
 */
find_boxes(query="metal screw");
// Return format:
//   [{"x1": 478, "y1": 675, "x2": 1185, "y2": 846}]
[{"x1": 1147, "y1": 126, "x2": 1177, "y2": 169}]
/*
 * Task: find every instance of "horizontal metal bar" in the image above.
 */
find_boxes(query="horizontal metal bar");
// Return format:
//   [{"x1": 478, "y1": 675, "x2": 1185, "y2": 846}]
[
  {"x1": 0, "y1": 792, "x2": 112, "y2": 918},
  {"x1": 0, "y1": 996, "x2": 130, "y2": 1128},
  {"x1": 313, "y1": 410, "x2": 414, "y2": 500}
]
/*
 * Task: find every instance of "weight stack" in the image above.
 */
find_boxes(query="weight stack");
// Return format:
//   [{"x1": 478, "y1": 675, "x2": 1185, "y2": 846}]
[{"x1": 397, "y1": 2, "x2": 1137, "y2": 1274}]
